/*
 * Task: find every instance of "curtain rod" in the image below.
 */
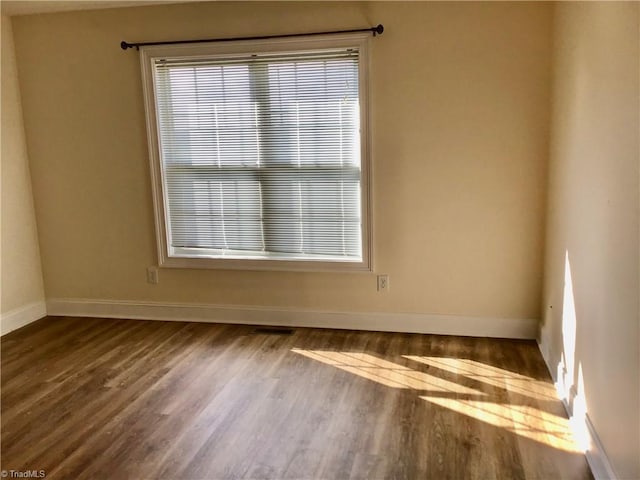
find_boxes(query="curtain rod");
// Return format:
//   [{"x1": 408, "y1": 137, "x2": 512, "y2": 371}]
[{"x1": 121, "y1": 24, "x2": 384, "y2": 51}]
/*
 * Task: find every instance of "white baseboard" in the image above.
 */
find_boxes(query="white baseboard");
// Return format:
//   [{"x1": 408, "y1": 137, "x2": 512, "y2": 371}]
[
  {"x1": 583, "y1": 414, "x2": 619, "y2": 480},
  {"x1": 0, "y1": 301, "x2": 47, "y2": 336},
  {"x1": 537, "y1": 341, "x2": 618, "y2": 480},
  {"x1": 46, "y1": 298, "x2": 538, "y2": 339}
]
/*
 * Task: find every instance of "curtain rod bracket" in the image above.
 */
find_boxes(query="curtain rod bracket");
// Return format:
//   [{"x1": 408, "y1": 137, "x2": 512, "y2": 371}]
[{"x1": 121, "y1": 24, "x2": 384, "y2": 51}]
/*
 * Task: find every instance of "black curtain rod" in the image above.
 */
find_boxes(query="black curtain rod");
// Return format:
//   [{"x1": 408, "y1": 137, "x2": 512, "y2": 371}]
[{"x1": 121, "y1": 24, "x2": 383, "y2": 51}]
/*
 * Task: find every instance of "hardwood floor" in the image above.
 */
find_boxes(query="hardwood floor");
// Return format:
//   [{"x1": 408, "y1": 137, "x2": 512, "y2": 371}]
[{"x1": 1, "y1": 317, "x2": 592, "y2": 479}]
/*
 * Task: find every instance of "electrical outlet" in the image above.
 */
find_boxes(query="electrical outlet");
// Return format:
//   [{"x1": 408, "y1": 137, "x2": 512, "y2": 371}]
[
  {"x1": 147, "y1": 266, "x2": 159, "y2": 284},
  {"x1": 377, "y1": 274, "x2": 389, "y2": 292}
]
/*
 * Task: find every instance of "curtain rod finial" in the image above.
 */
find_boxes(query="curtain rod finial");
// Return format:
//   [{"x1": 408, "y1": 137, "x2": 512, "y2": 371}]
[
  {"x1": 374, "y1": 24, "x2": 384, "y2": 36},
  {"x1": 120, "y1": 41, "x2": 131, "y2": 50}
]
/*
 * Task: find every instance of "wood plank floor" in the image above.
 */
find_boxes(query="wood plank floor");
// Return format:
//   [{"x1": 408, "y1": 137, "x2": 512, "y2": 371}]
[{"x1": 1, "y1": 317, "x2": 592, "y2": 479}]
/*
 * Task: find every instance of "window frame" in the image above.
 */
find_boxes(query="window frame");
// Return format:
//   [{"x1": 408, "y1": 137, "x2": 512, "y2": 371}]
[{"x1": 140, "y1": 33, "x2": 373, "y2": 272}]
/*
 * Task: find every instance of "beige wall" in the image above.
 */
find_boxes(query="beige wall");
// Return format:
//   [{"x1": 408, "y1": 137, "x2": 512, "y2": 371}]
[
  {"x1": 1, "y1": 15, "x2": 45, "y2": 320},
  {"x1": 540, "y1": 2, "x2": 639, "y2": 479},
  {"x1": 12, "y1": 2, "x2": 551, "y2": 321}
]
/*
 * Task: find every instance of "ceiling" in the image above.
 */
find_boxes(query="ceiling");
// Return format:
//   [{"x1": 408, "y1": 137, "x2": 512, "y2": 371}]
[{"x1": 1, "y1": 0, "x2": 195, "y2": 16}]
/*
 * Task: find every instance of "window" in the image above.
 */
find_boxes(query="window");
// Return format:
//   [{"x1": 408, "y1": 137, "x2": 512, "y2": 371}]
[{"x1": 140, "y1": 34, "x2": 372, "y2": 271}]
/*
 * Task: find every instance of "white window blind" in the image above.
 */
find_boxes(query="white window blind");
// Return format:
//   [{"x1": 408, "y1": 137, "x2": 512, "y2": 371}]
[{"x1": 152, "y1": 48, "x2": 364, "y2": 264}]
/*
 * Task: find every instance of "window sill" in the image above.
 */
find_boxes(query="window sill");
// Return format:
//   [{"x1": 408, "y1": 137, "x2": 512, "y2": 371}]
[{"x1": 160, "y1": 253, "x2": 372, "y2": 273}]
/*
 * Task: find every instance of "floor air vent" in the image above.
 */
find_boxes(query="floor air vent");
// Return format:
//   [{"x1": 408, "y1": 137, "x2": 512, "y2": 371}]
[{"x1": 252, "y1": 327, "x2": 294, "y2": 335}]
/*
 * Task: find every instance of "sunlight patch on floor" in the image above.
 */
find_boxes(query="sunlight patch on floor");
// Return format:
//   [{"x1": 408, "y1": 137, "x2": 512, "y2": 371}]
[
  {"x1": 291, "y1": 349, "x2": 484, "y2": 394},
  {"x1": 421, "y1": 397, "x2": 581, "y2": 453},
  {"x1": 403, "y1": 356, "x2": 559, "y2": 401},
  {"x1": 291, "y1": 349, "x2": 583, "y2": 454}
]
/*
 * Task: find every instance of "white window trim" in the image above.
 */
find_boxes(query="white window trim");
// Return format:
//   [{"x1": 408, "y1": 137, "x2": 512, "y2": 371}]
[{"x1": 140, "y1": 33, "x2": 373, "y2": 272}]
